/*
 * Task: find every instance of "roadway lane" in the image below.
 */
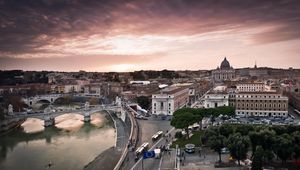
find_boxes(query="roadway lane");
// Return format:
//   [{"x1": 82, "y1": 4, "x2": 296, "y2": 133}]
[
  {"x1": 122, "y1": 115, "x2": 173, "y2": 170},
  {"x1": 130, "y1": 128, "x2": 175, "y2": 170}
]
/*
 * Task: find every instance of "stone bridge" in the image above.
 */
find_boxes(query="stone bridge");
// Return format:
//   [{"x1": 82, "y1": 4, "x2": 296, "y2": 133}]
[
  {"x1": 22, "y1": 94, "x2": 65, "y2": 106},
  {"x1": 7, "y1": 104, "x2": 122, "y2": 127}
]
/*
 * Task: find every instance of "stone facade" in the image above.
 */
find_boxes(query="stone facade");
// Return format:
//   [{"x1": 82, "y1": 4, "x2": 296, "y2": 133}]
[
  {"x1": 151, "y1": 86, "x2": 189, "y2": 116},
  {"x1": 235, "y1": 92, "x2": 288, "y2": 117},
  {"x1": 212, "y1": 57, "x2": 235, "y2": 82}
]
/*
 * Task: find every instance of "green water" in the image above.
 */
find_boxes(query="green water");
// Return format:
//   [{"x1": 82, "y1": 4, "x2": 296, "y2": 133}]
[{"x1": 0, "y1": 113, "x2": 115, "y2": 170}]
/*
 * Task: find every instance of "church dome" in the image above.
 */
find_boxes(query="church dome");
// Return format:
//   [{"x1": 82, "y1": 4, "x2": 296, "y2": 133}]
[{"x1": 220, "y1": 57, "x2": 231, "y2": 69}]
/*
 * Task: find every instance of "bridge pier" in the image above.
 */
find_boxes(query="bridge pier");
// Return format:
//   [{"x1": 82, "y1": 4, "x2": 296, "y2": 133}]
[
  {"x1": 84, "y1": 115, "x2": 91, "y2": 122},
  {"x1": 44, "y1": 116, "x2": 55, "y2": 127},
  {"x1": 84, "y1": 111, "x2": 91, "y2": 122}
]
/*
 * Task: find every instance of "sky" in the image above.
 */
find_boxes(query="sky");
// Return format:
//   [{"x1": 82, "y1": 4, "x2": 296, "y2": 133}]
[{"x1": 0, "y1": 0, "x2": 300, "y2": 72}]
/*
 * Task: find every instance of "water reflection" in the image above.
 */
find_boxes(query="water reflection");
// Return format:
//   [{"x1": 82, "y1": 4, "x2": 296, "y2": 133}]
[
  {"x1": 0, "y1": 112, "x2": 115, "y2": 170},
  {"x1": 21, "y1": 118, "x2": 44, "y2": 133},
  {"x1": 55, "y1": 114, "x2": 84, "y2": 132}
]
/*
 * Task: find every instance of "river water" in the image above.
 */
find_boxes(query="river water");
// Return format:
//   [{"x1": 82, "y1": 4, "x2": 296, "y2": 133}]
[{"x1": 0, "y1": 112, "x2": 115, "y2": 170}]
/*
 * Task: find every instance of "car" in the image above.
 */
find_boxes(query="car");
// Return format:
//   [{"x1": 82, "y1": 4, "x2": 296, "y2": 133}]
[
  {"x1": 221, "y1": 147, "x2": 230, "y2": 154},
  {"x1": 184, "y1": 144, "x2": 195, "y2": 153}
]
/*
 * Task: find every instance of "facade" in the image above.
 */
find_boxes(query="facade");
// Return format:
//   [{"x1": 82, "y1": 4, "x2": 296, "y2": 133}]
[
  {"x1": 64, "y1": 84, "x2": 82, "y2": 93},
  {"x1": 249, "y1": 64, "x2": 268, "y2": 77},
  {"x1": 84, "y1": 84, "x2": 101, "y2": 96},
  {"x1": 204, "y1": 86, "x2": 229, "y2": 108},
  {"x1": 236, "y1": 83, "x2": 266, "y2": 92},
  {"x1": 212, "y1": 57, "x2": 235, "y2": 82},
  {"x1": 235, "y1": 92, "x2": 288, "y2": 117},
  {"x1": 151, "y1": 86, "x2": 189, "y2": 116}
]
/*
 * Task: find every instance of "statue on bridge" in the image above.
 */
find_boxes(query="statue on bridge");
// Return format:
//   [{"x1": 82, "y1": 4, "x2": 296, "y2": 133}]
[
  {"x1": 7, "y1": 104, "x2": 14, "y2": 116},
  {"x1": 115, "y1": 96, "x2": 122, "y2": 107},
  {"x1": 84, "y1": 101, "x2": 90, "y2": 111}
]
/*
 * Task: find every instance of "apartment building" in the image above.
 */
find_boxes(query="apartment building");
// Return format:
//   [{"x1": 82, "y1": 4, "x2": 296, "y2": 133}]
[
  {"x1": 151, "y1": 86, "x2": 189, "y2": 116},
  {"x1": 236, "y1": 83, "x2": 266, "y2": 92},
  {"x1": 235, "y1": 92, "x2": 288, "y2": 117}
]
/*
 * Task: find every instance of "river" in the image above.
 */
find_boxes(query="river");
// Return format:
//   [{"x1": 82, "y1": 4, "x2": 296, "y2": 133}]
[{"x1": 0, "y1": 112, "x2": 115, "y2": 170}]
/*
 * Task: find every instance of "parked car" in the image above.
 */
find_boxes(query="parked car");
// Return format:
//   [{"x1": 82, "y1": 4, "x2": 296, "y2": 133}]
[{"x1": 221, "y1": 147, "x2": 230, "y2": 154}]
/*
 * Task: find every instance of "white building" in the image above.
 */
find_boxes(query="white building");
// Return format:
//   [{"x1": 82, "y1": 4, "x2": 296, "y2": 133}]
[
  {"x1": 236, "y1": 83, "x2": 266, "y2": 92},
  {"x1": 151, "y1": 86, "x2": 189, "y2": 116},
  {"x1": 84, "y1": 84, "x2": 101, "y2": 96},
  {"x1": 204, "y1": 86, "x2": 229, "y2": 108},
  {"x1": 130, "y1": 81, "x2": 151, "y2": 85}
]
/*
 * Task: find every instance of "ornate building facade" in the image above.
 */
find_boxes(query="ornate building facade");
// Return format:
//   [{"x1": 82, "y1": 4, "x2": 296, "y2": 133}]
[{"x1": 212, "y1": 57, "x2": 235, "y2": 82}]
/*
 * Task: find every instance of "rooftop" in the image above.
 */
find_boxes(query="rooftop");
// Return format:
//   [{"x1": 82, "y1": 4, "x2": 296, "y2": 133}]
[{"x1": 154, "y1": 86, "x2": 188, "y2": 95}]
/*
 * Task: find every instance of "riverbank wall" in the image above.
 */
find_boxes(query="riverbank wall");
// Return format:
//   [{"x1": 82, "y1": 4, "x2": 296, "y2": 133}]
[
  {"x1": 113, "y1": 105, "x2": 139, "y2": 170},
  {"x1": 84, "y1": 107, "x2": 137, "y2": 170}
]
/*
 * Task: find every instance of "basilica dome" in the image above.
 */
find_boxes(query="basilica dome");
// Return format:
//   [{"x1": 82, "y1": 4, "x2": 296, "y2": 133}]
[{"x1": 220, "y1": 57, "x2": 231, "y2": 69}]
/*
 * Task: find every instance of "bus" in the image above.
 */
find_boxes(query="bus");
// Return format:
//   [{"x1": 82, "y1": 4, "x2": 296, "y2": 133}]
[
  {"x1": 151, "y1": 131, "x2": 163, "y2": 141},
  {"x1": 135, "y1": 142, "x2": 149, "y2": 157}
]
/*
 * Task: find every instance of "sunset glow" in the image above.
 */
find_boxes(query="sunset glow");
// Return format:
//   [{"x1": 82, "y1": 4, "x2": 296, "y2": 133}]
[{"x1": 0, "y1": 0, "x2": 300, "y2": 71}]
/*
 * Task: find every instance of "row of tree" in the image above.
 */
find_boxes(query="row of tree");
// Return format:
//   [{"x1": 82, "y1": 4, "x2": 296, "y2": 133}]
[
  {"x1": 170, "y1": 106, "x2": 235, "y2": 138},
  {"x1": 202, "y1": 124, "x2": 300, "y2": 168}
]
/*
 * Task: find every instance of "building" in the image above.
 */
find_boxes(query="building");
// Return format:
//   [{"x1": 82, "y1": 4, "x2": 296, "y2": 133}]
[
  {"x1": 249, "y1": 63, "x2": 268, "y2": 78},
  {"x1": 212, "y1": 57, "x2": 235, "y2": 82},
  {"x1": 130, "y1": 81, "x2": 151, "y2": 85},
  {"x1": 204, "y1": 86, "x2": 229, "y2": 108},
  {"x1": 64, "y1": 84, "x2": 82, "y2": 93},
  {"x1": 235, "y1": 92, "x2": 288, "y2": 117},
  {"x1": 236, "y1": 83, "x2": 266, "y2": 92},
  {"x1": 151, "y1": 86, "x2": 189, "y2": 116},
  {"x1": 84, "y1": 84, "x2": 102, "y2": 96}
]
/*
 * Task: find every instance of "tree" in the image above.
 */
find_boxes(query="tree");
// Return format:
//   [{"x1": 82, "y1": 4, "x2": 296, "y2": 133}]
[
  {"x1": 249, "y1": 129, "x2": 275, "y2": 157},
  {"x1": 3, "y1": 95, "x2": 26, "y2": 112},
  {"x1": 201, "y1": 127, "x2": 218, "y2": 145},
  {"x1": 251, "y1": 146, "x2": 264, "y2": 170},
  {"x1": 292, "y1": 131, "x2": 300, "y2": 160},
  {"x1": 135, "y1": 96, "x2": 150, "y2": 110},
  {"x1": 219, "y1": 124, "x2": 234, "y2": 138},
  {"x1": 171, "y1": 111, "x2": 198, "y2": 139},
  {"x1": 235, "y1": 124, "x2": 253, "y2": 136},
  {"x1": 89, "y1": 97, "x2": 100, "y2": 105},
  {"x1": 274, "y1": 134, "x2": 294, "y2": 164},
  {"x1": 208, "y1": 133, "x2": 226, "y2": 162},
  {"x1": 227, "y1": 133, "x2": 250, "y2": 166}
]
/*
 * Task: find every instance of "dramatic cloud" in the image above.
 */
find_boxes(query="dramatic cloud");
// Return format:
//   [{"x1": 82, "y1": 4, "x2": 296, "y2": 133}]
[{"x1": 0, "y1": 0, "x2": 300, "y2": 71}]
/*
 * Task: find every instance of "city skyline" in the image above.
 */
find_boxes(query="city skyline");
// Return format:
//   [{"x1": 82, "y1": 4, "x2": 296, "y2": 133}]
[{"x1": 1, "y1": 0, "x2": 300, "y2": 72}]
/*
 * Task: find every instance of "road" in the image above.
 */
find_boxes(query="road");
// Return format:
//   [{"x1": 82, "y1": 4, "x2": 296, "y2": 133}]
[
  {"x1": 121, "y1": 115, "x2": 174, "y2": 170},
  {"x1": 130, "y1": 128, "x2": 175, "y2": 170},
  {"x1": 289, "y1": 105, "x2": 300, "y2": 125}
]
